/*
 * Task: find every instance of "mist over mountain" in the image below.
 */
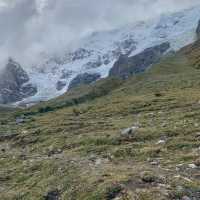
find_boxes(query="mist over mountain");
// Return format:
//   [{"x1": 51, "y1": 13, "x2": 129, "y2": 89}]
[
  {"x1": 0, "y1": 0, "x2": 200, "y2": 67},
  {"x1": 2, "y1": 2, "x2": 200, "y2": 198}
]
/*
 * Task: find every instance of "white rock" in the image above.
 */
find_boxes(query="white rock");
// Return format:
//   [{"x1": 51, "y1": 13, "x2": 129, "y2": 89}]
[
  {"x1": 95, "y1": 159, "x2": 102, "y2": 165},
  {"x1": 150, "y1": 161, "x2": 159, "y2": 165},
  {"x1": 182, "y1": 196, "x2": 191, "y2": 200},
  {"x1": 156, "y1": 140, "x2": 166, "y2": 145},
  {"x1": 120, "y1": 126, "x2": 138, "y2": 137},
  {"x1": 22, "y1": 130, "x2": 28, "y2": 134},
  {"x1": 188, "y1": 164, "x2": 197, "y2": 169},
  {"x1": 194, "y1": 123, "x2": 199, "y2": 128}
]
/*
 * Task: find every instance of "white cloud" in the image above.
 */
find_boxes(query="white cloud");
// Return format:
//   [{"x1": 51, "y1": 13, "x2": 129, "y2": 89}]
[{"x1": 0, "y1": 0, "x2": 199, "y2": 67}]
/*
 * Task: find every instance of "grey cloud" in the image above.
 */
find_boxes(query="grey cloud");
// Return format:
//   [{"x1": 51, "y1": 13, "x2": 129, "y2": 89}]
[{"x1": 0, "y1": 0, "x2": 199, "y2": 67}]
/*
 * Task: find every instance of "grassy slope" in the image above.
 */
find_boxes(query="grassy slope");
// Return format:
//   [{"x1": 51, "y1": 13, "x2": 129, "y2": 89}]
[{"x1": 1, "y1": 41, "x2": 200, "y2": 199}]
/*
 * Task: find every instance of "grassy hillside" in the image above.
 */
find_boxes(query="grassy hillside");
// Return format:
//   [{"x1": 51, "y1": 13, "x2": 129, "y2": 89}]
[{"x1": 1, "y1": 41, "x2": 200, "y2": 200}]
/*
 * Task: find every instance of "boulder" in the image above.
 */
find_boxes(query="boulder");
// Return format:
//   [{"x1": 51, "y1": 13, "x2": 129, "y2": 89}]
[
  {"x1": 109, "y1": 42, "x2": 170, "y2": 79},
  {"x1": 68, "y1": 73, "x2": 101, "y2": 91},
  {"x1": 0, "y1": 58, "x2": 37, "y2": 104},
  {"x1": 120, "y1": 126, "x2": 138, "y2": 138}
]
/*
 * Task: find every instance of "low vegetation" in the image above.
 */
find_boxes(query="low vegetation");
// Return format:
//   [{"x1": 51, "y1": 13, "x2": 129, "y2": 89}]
[{"x1": 1, "y1": 41, "x2": 200, "y2": 199}]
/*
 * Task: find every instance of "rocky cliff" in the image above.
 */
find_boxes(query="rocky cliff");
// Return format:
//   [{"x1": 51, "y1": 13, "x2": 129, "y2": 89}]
[
  {"x1": 68, "y1": 73, "x2": 101, "y2": 91},
  {"x1": 109, "y1": 42, "x2": 170, "y2": 79},
  {"x1": 0, "y1": 59, "x2": 37, "y2": 104}
]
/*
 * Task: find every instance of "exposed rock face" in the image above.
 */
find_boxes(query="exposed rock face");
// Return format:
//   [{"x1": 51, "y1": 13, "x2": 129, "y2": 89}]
[
  {"x1": 0, "y1": 59, "x2": 37, "y2": 104},
  {"x1": 56, "y1": 80, "x2": 66, "y2": 91},
  {"x1": 83, "y1": 56, "x2": 102, "y2": 70},
  {"x1": 109, "y1": 42, "x2": 170, "y2": 79},
  {"x1": 196, "y1": 20, "x2": 200, "y2": 39},
  {"x1": 68, "y1": 73, "x2": 101, "y2": 91}
]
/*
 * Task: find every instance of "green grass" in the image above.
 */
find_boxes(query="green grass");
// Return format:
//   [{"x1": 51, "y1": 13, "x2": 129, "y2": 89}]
[{"x1": 1, "y1": 41, "x2": 200, "y2": 199}]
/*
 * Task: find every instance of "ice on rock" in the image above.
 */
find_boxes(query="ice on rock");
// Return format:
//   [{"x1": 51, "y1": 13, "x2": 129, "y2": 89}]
[{"x1": 20, "y1": 5, "x2": 200, "y2": 104}]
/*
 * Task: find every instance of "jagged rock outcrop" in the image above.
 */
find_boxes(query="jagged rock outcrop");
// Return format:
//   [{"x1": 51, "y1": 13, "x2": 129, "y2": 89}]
[
  {"x1": 109, "y1": 42, "x2": 170, "y2": 79},
  {"x1": 0, "y1": 59, "x2": 37, "y2": 104},
  {"x1": 56, "y1": 80, "x2": 66, "y2": 91},
  {"x1": 68, "y1": 73, "x2": 101, "y2": 91},
  {"x1": 196, "y1": 20, "x2": 200, "y2": 39}
]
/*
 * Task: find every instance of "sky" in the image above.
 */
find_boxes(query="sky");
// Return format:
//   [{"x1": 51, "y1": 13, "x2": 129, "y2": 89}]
[{"x1": 0, "y1": 0, "x2": 200, "y2": 67}]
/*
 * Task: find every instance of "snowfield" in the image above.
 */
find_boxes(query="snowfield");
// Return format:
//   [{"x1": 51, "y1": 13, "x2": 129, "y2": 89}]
[{"x1": 20, "y1": 5, "x2": 200, "y2": 104}]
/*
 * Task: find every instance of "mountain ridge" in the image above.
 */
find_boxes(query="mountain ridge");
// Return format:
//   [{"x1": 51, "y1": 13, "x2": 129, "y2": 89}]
[{"x1": 9, "y1": 5, "x2": 200, "y2": 105}]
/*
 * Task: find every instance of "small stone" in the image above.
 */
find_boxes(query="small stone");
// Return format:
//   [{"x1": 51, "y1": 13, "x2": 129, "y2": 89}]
[
  {"x1": 113, "y1": 197, "x2": 121, "y2": 200},
  {"x1": 194, "y1": 159, "x2": 200, "y2": 167},
  {"x1": 19, "y1": 154, "x2": 27, "y2": 160},
  {"x1": 176, "y1": 185, "x2": 184, "y2": 193},
  {"x1": 182, "y1": 196, "x2": 191, "y2": 200},
  {"x1": 140, "y1": 171, "x2": 157, "y2": 183},
  {"x1": 16, "y1": 118, "x2": 25, "y2": 124},
  {"x1": 156, "y1": 139, "x2": 166, "y2": 145},
  {"x1": 44, "y1": 190, "x2": 60, "y2": 200},
  {"x1": 95, "y1": 159, "x2": 102, "y2": 165},
  {"x1": 150, "y1": 161, "x2": 159, "y2": 166},
  {"x1": 195, "y1": 132, "x2": 200, "y2": 138},
  {"x1": 161, "y1": 122, "x2": 167, "y2": 127},
  {"x1": 57, "y1": 149, "x2": 62, "y2": 153},
  {"x1": 22, "y1": 130, "x2": 28, "y2": 134},
  {"x1": 188, "y1": 164, "x2": 197, "y2": 169},
  {"x1": 88, "y1": 154, "x2": 96, "y2": 162},
  {"x1": 194, "y1": 123, "x2": 199, "y2": 128},
  {"x1": 1, "y1": 149, "x2": 5, "y2": 153}
]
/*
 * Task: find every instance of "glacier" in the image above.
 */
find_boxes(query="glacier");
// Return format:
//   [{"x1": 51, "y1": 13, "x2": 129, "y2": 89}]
[{"x1": 19, "y1": 5, "x2": 200, "y2": 104}]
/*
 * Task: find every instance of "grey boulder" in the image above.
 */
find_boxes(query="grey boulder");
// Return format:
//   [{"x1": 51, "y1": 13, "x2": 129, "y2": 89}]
[{"x1": 120, "y1": 126, "x2": 138, "y2": 138}]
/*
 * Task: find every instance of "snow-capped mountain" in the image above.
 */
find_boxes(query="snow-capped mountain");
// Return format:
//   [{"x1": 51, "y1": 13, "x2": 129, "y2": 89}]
[{"x1": 20, "y1": 5, "x2": 200, "y2": 104}]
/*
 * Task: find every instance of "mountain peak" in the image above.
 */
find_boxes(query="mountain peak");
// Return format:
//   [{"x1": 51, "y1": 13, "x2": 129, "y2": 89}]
[
  {"x1": 7, "y1": 5, "x2": 200, "y2": 104},
  {"x1": 0, "y1": 60, "x2": 37, "y2": 104}
]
